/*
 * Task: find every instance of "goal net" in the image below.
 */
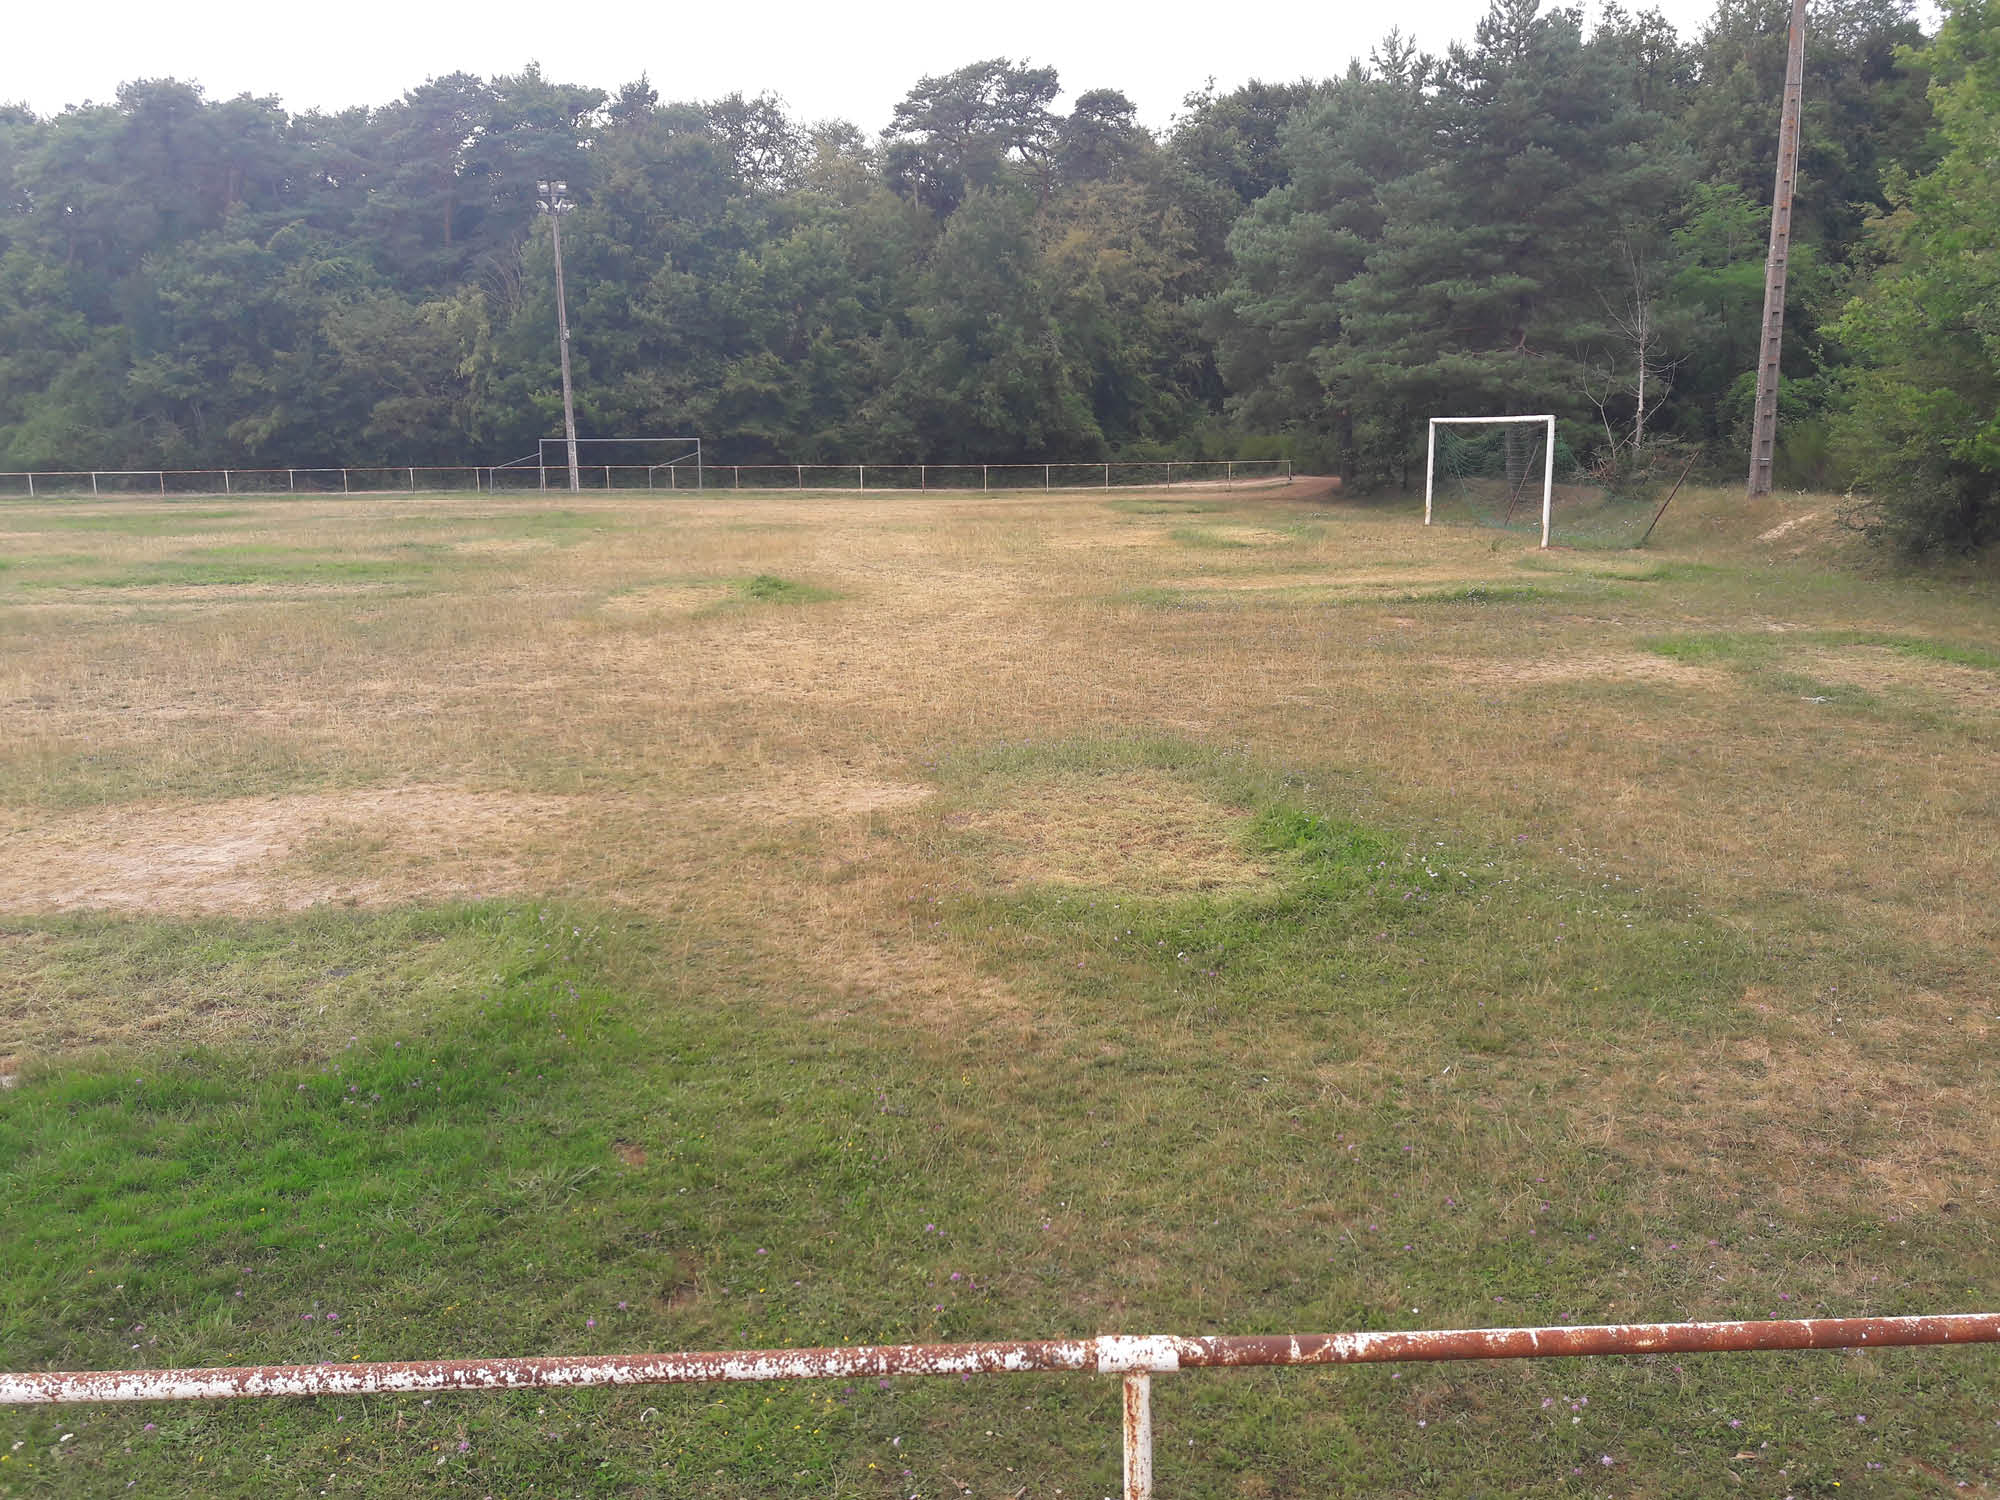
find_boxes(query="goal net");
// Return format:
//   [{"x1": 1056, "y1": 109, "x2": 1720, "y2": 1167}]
[
  {"x1": 489, "y1": 436, "x2": 703, "y2": 492},
  {"x1": 1425, "y1": 416, "x2": 1559, "y2": 547},
  {"x1": 1426, "y1": 417, "x2": 1683, "y2": 549}
]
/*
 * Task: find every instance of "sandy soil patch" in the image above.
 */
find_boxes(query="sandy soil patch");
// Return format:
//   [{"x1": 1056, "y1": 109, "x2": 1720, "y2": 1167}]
[
  {"x1": 1757, "y1": 511, "x2": 1821, "y2": 542},
  {"x1": 948, "y1": 771, "x2": 1271, "y2": 895},
  {"x1": 1800, "y1": 645, "x2": 2000, "y2": 712},
  {"x1": 0, "y1": 787, "x2": 566, "y2": 914}
]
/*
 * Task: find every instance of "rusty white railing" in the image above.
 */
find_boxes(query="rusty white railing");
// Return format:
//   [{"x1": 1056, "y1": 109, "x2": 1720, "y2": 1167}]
[{"x1": 5, "y1": 1315, "x2": 1997, "y2": 1497}]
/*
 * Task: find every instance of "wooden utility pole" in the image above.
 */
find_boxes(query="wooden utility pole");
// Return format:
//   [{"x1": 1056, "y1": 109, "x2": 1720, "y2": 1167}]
[{"x1": 1748, "y1": 0, "x2": 1808, "y2": 496}]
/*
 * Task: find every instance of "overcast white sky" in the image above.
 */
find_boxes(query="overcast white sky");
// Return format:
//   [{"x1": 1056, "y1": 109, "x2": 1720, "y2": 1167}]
[{"x1": 10, "y1": 0, "x2": 1728, "y2": 130}]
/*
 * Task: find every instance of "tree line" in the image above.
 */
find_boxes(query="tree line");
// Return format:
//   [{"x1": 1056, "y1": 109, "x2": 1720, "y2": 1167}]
[{"x1": 1, "y1": 0, "x2": 1994, "y2": 548}]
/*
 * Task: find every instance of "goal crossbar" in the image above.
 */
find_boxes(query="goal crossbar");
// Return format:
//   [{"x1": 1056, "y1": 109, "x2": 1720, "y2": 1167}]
[{"x1": 1425, "y1": 415, "x2": 1556, "y2": 549}]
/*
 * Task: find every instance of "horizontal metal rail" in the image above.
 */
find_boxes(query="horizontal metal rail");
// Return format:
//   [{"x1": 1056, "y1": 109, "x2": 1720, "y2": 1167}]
[
  {"x1": 7, "y1": 1315, "x2": 1993, "y2": 1500},
  {"x1": 6, "y1": 1313, "x2": 1994, "y2": 1404}
]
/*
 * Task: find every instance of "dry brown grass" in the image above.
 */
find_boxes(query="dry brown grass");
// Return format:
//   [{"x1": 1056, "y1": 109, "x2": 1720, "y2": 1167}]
[
  {"x1": 3, "y1": 483, "x2": 2000, "y2": 1203},
  {"x1": 1800, "y1": 644, "x2": 2000, "y2": 714},
  {"x1": 0, "y1": 786, "x2": 565, "y2": 912},
  {"x1": 945, "y1": 769, "x2": 1272, "y2": 895}
]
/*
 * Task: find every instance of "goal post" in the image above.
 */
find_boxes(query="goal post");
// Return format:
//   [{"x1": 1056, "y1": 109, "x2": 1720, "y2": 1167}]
[
  {"x1": 533, "y1": 436, "x2": 702, "y2": 492},
  {"x1": 1425, "y1": 415, "x2": 1556, "y2": 549}
]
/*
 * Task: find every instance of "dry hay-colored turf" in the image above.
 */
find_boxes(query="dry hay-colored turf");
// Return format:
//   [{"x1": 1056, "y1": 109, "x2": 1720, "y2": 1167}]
[
  {"x1": 0, "y1": 786, "x2": 565, "y2": 914},
  {"x1": 595, "y1": 579, "x2": 735, "y2": 617},
  {"x1": 704, "y1": 770, "x2": 934, "y2": 821},
  {"x1": 2, "y1": 479, "x2": 1998, "y2": 1069},
  {"x1": 945, "y1": 769, "x2": 1272, "y2": 895},
  {"x1": 1444, "y1": 649, "x2": 1726, "y2": 688},
  {"x1": 1797, "y1": 643, "x2": 2000, "y2": 713}
]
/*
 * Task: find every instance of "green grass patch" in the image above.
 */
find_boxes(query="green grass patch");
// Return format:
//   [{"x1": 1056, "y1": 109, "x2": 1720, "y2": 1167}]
[
  {"x1": 19, "y1": 556, "x2": 433, "y2": 590},
  {"x1": 1839, "y1": 632, "x2": 2000, "y2": 672},
  {"x1": 1168, "y1": 526, "x2": 1253, "y2": 549},
  {"x1": 0, "y1": 508, "x2": 246, "y2": 535},
  {"x1": 1644, "y1": 629, "x2": 2000, "y2": 674},
  {"x1": 1104, "y1": 497, "x2": 1225, "y2": 516},
  {"x1": 1, "y1": 855, "x2": 1992, "y2": 1495},
  {"x1": 731, "y1": 574, "x2": 840, "y2": 605},
  {"x1": 1641, "y1": 632, "x2": 1774, "y2": 666},
  {"x1": 1400, "y1": 583, "x2": 1550, "y2": 605},
  {"x1": 1102, "y1": 586, "x2": 1225, "y2": 611}
]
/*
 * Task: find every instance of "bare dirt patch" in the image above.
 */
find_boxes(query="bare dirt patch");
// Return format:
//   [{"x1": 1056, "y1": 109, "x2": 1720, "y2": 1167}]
[
  {"x1": 1798, "y1": 645, "x2": 2000, "y2": 713},
  {"x1": 0, "y1": 786, "x2": 566, "y2": 914},
  {"x1": 1757, "y1": 511, "x2": 1821, "y2": 542},
  {"x1": 948, "y1": 771, "x2": 1271, "y2": 895}
]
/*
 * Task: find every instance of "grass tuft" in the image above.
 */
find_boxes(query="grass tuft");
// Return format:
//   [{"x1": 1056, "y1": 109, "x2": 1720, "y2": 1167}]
[{"x1": 733, "y1": 573, "x2": 841, "y2": 605}]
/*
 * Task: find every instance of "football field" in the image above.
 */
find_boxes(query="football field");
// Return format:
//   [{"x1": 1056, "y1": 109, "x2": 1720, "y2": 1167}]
[{"x1": 1, "y1": 483, "x2": 1995, "y2": 1496}]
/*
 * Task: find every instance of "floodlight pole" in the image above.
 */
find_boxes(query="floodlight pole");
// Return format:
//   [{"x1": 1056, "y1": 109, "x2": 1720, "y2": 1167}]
[
  {"x1": 1748, "y1": 0, "x2": 1807, "y2": 497},
  {"x1": 538, "y1": 181, "x2": 582, "y2": 495}
]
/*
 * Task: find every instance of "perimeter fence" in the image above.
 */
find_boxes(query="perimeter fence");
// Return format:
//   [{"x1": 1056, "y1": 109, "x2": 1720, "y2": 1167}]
[
  {"x1": 0, "y1": 459, "x2": 1291, "y2": 500},
  {"x1": 4, "y1": 1314, "x2": 1995, "y2": 1499}
]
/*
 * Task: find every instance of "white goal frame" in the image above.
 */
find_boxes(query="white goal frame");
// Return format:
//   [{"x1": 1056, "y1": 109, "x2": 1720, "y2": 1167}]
[
  {"x1": 493, "y1": 436, "x2": 703, "y2": 492},
  {"x1": 1425, "y1": 415, "x2": 1556, "y2": 549}
]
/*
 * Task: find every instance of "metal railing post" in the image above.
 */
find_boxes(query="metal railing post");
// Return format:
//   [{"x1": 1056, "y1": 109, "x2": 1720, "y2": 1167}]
[
  {"x1": 223, "y1": 469, "x2": 231, "y2": 495},
  {"x1": 1122, "y1": 1373, "x2": 1153, "y2": 1500},
  {"x1": 91, "y1": 472, "x2": 99, "y2": 497},
  {"x1": 288, "y1": 469, "x2": 295, "y2": 493},
  {"x1": 858, "y1": 464, "x2": 864, "y2": 491},
  {"x1": 983, "y1": 465, "x2": 988, "y2": 492},
  {"x1": 342, "y1": 469, "x2": 349, "y2": 495},
  {"x1": 25, "y1": 473, "x2": 33, "y2": 498},
  {"x1": 1044, "y1": 463, "x2": 1051, "y2": 489}
]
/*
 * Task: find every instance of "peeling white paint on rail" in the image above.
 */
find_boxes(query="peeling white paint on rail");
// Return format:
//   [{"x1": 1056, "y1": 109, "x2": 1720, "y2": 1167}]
[
  {"x1": 1095, "y1": 1335, "x2": 1184, "y2": 1373},
  {"x1": 3, "y1": 1314, "x2": 1997, "y2": 1406}
]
